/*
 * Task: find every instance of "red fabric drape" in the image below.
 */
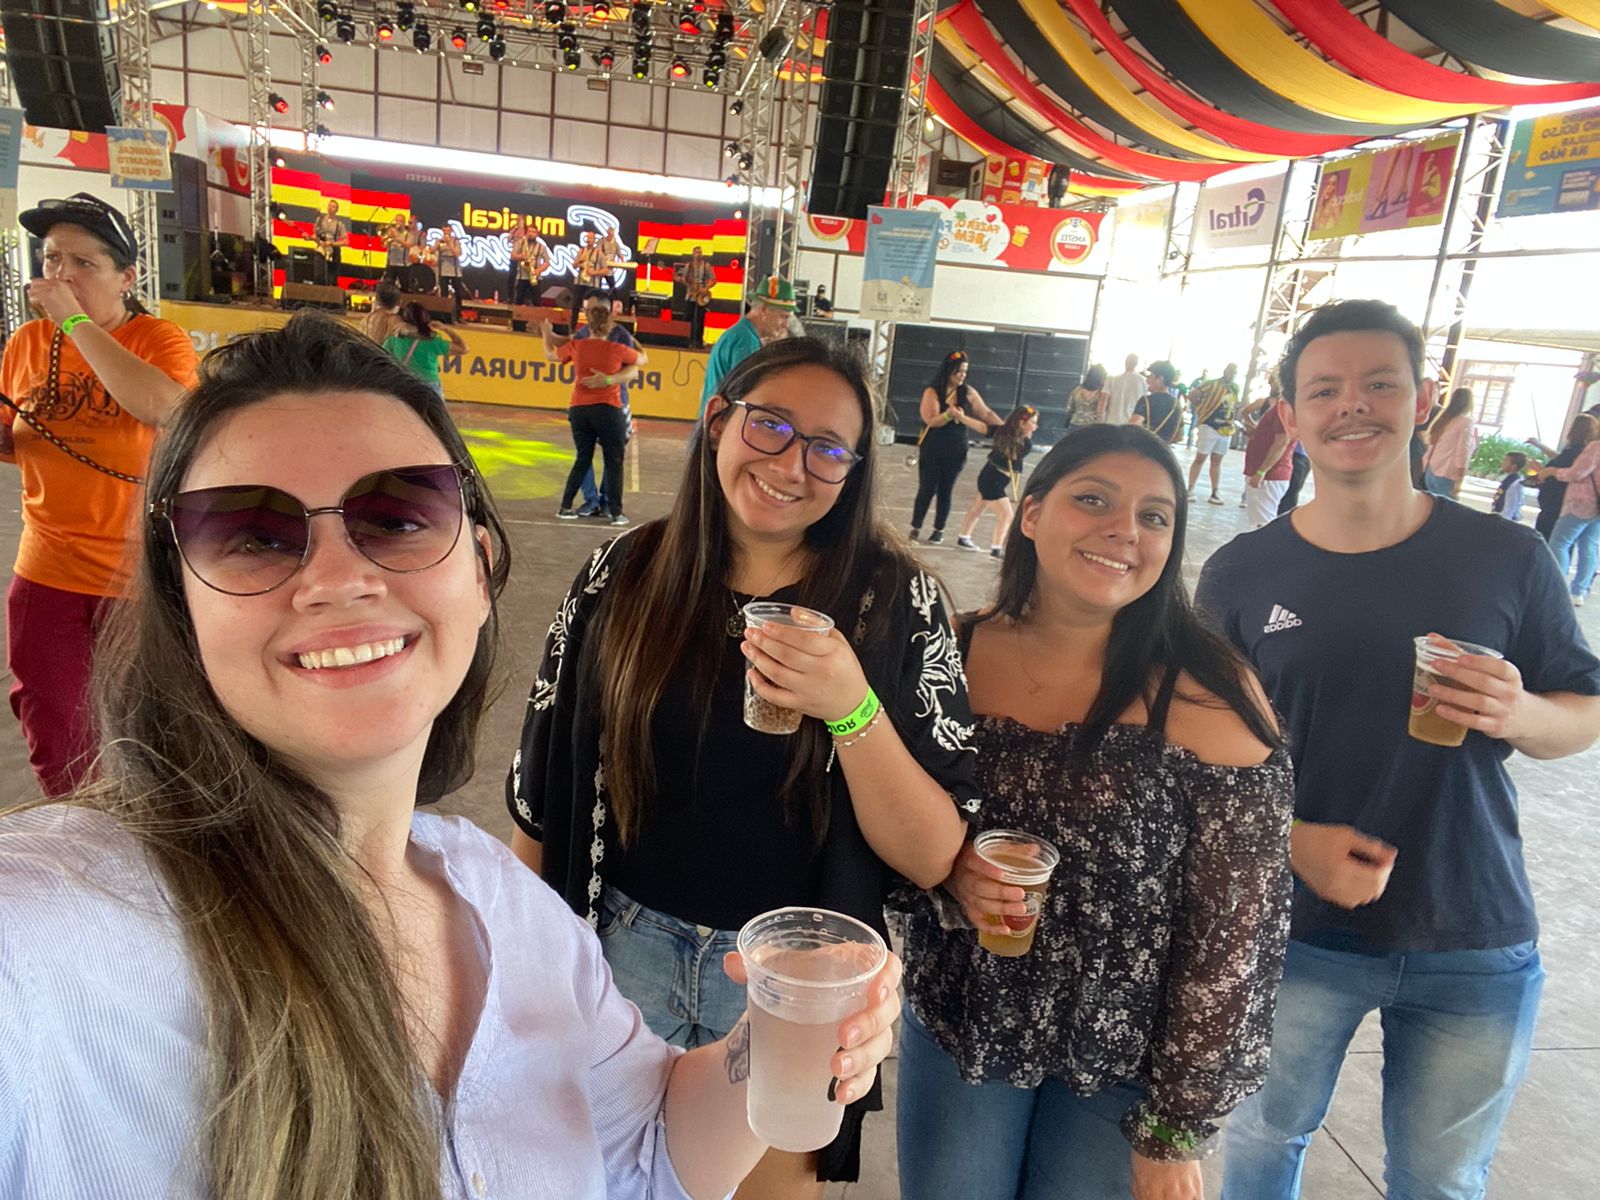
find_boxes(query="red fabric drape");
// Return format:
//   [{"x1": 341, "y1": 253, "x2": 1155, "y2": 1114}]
[
  {"x1": 1058, "y1": 0, "x2": 1355, "y2": 158},
  {"x1": 1271, "y1": 0, "x2": 1600, "y2": 105},
  {"x1": 944, "y1": 5, "x2": 1240, "y2": 182}
]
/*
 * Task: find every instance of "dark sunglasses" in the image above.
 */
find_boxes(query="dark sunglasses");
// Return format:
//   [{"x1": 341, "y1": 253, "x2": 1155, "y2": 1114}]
[
  {"x1": 729, "y1": 400, "x2": 863, "y2": 484},
  {"x1": 151, "y1": 463, "x2": 471, "y2": 596}
]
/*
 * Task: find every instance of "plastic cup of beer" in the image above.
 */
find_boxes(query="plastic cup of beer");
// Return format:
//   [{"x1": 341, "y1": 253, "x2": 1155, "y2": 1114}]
[
  {"x1": 737, "y1": 907, "x2": 887, "y2": 1152},
  {"x1": 742, "y1": 602, "x2": 835, "y2": 734},
  {"x1": 973, "y1": 830, "x2": 1061, "y2": 957},
  {"x1": 1409, "y1": 636, "x2": 1503, "y2": 747}
]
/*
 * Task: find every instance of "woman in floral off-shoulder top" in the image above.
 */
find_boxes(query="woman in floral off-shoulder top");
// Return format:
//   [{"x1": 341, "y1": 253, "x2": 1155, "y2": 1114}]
[{"x1": 896, "y1": 424, "x2": 1295, "y2": 1200}]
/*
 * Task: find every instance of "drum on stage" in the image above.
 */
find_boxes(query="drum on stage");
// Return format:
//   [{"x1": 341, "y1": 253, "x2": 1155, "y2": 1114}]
[{"x1": 405, "y1": 264, "x2": 436, "y2": 293}]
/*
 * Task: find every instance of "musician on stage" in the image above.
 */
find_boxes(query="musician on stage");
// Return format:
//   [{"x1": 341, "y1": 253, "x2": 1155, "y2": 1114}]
[
  {"x1": 311, "y1": 200, "x2": 348, "y2": 287},
  {"x1": 407, "y1": 218, "x2": 436, "y2": 295},
  {"x1": 683, "y1": 245, "x2": 714, "y2": 349},
  {"x1": 504, "y1": 214, "x2": 526, "y2": 302},
  {"x1": 380, "y1": 214, "x2": 410, "y2": 287},
  {"x1": 511, "y1": 225, "x2": 548, "y2": 331},
  {"x1": 435, "y1": 226, "x2": 469, "y2": 318}
]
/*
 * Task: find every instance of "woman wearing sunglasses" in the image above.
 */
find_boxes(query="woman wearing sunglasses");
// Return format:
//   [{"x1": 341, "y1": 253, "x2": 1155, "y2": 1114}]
[
  {"x1": 0, "y1": 193, "x2": 199, "y2": 796},
  {"x1": 509, "y1": 337, "x2": 980, "y2": 1200},
  {"x1": 0, "y1": 316, "x2": 900, "y2": 1200}
]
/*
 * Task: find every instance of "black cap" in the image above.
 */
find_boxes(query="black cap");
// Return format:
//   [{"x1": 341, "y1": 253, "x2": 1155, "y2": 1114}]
[{"x1": 18, "y1": 193, "x2": 138, "y2": 262}]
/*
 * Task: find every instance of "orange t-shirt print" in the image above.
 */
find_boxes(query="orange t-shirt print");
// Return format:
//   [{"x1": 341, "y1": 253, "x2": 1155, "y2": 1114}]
[{"x1": 0, "y1": 316, "x2": 200, "y2": 598}]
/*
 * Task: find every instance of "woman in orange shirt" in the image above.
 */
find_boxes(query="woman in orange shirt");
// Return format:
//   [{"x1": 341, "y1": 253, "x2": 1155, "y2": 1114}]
[{"x1": 0, "y1": 193, "x2": 199, "y2": 795}]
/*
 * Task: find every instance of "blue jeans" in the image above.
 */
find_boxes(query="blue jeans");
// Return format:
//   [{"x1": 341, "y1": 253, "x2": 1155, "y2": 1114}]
[
  {"x1": 1221, "y1": 937, "x2": 1543, "y2": 1200},
  {"x1": 897, "y1": 1005, "x2": 1144, "y2": 1200},
  {"x1": 1422, "y1": 469, "x2": 1458, "y2": 496},
  {"x1": 596, "y1": 885, "x2": 745, "y2": 1049},
  {"x1": 580, "y1": 399, "x2": 632, "y2": 510},
  {"x1": 1548, "y1": 512, "x2": 1600, "y2": 597}
]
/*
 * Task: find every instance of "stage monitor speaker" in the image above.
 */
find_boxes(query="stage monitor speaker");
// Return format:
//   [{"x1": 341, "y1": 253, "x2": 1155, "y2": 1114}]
[
  {"x1": 0, "y1": 0, "x2": 121, "y2": 133},
  {"x1": 281, "y1": 282, "x2": 346, "y2": 312},
  {"x1": 156, "y1": 155, "x2": 211, "y2": 301},
  {"x1": 286, "y1": 247, "x2": 321, "y2": 286},
  {"x1": 806, "y1": 0, "x2": 914, "y2": 221}
]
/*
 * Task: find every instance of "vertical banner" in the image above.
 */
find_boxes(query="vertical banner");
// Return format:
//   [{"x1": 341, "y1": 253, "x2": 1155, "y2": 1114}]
[
  {"x1": 859, "y1": 206, "x2": 940, "y2": 321},
  {"x1": 0, "y1": 107, "x2": 24, "y2": 229},
  {"x1": 105, "y1": 126, "x2": 174, "y2": 191},
  {"x1": 1192, "y1": 171, "x2": 1287, "y2": 254},
  {"x1": 1498, "y1": 105, "x2": 1600, "y2": 218},
  {"x1": 1308, "y1": 132, "x2": 1460, "y2": 241}
]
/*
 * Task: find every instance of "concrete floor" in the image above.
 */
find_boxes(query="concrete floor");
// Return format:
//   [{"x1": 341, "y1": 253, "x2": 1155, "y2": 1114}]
[{"x1": 3, "y1": 403, "x2": 1593, "y2": 1198}]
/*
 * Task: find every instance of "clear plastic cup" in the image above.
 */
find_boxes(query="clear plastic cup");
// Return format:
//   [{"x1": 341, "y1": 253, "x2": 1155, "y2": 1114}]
[
  {"x1": 972, "y1": 829, "x2": 1061, "y2": 957},
  {"x1": 737, "y1": 907, "x2": 887, "y2": 1152},
  {"x1": 1410, "y1": 636, "x2": 1503, "y2": 747},
  {"x1": 741, "y1": 602, "x2": 835, "y2": 734}
]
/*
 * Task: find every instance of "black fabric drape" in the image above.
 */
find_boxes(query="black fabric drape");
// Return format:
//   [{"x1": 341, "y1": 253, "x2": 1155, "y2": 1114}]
[{"x1": 1384, "y1": 0, "x2": 1600, "y2": 86}]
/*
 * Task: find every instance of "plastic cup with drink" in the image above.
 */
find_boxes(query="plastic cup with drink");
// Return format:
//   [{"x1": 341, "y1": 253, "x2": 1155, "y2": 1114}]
[
  {"x1": 737, "y1": 907, "x2": 887, "y2": 1152},
  {"x1": 1409, "y1": 635, "x2": 1503, "y2": 748},
  {"x1": 742, "y1": 602, "x2": 835, "y2": 734},
  {"x1": 972, "y1": 829, "x2": 1061, "y2": 957}
]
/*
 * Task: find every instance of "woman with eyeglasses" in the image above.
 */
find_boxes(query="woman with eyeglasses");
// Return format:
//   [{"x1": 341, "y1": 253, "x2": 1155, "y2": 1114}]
[
  {"x1": 509, "y1": 337, "x2": 980, "y2": 1200},
  {"x1": 0, "y1": 193, "x2": 199, "y2": 797},
  {"x1": 911, "y1": 350, "x2": 1003, "y2": 544},
  {"x1": 0, "y1": 316, "x2": 901, "y2": 1200},
  {"x1": 956, "y1": 405, "x2": 1039, "y2": 557}
]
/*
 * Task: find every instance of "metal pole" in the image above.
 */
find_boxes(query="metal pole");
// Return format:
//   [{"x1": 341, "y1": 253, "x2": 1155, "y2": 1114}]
[
  {"x1": 0, "y1": 59, "x2": 28, "y2": 342},
  {"x1": 246, "y1": 0, "x2": 275, "y2": 302},
  {"x1": 1421, "y1": 118, "x2": 1478, "y2": 343},
  {"x1": 1243, "y1": 162, "x2": 1296, "y2": 403},
  {"x1": 116, "y1": 0, "x2": 161, "y2": 316}
]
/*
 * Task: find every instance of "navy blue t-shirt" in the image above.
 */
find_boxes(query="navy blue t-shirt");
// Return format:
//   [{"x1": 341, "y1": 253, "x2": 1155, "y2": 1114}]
[{"x1": 1196, "y1": 498, "x2": 1600, "y2": 953}]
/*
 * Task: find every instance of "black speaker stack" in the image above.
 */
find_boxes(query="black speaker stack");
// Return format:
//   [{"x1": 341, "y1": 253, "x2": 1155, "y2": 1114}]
[
  {"x1": 155, "y1": 155, "x2": 212, "y2": 302},
  {"x1": 0, "y1": 0, "x2": 121, "y2": 134},
  {"x1": 807, "y1": 0, "x2": 916, "y2": 221}
]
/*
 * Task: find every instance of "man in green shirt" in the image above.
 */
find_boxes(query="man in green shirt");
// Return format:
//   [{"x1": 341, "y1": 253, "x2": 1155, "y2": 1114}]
[{"x1": 698, "y1": 275, "x2": 795, "y2": 415}]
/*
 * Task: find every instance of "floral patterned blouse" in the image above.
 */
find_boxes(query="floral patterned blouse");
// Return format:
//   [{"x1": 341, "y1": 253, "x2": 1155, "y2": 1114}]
[{"x1": 899, "y1": 716, "x2": 1294, "y2": 1162}]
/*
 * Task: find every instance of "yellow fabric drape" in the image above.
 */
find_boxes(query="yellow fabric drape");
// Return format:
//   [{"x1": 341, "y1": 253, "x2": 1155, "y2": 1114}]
[
  {"x1": 1176, "y1": 0, "x2": 1484, "y2": 125},
  {"x1": 1014, "y1": 0, "x2": 1281, "y2": 162},
  {"x1": 1542, "y1": 0, "x2": 1600, "y2": 30}
]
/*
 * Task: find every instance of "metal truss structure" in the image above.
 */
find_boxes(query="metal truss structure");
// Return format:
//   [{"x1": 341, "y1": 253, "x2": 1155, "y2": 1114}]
[
  {"x1": 738, "y1": 0, "x2": 816, "y2": 293},
  {"x1": 246, "y1": 0, "x2": 276, "y2": 299},
  {"x1": 116, "y1": 0, "x2": 162, "y2": 316},
  {"x1": 0, "y1": 59, "x2": 28, "y2": 341},
  {"x1": 866, "y1": 0, "x2": 937, "y2": 420}
]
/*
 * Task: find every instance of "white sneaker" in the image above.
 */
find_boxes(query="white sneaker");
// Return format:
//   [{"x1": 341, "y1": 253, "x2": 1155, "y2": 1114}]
[{"x1": 1576, "y1": 595, "x2": 1586, "y2": 608}]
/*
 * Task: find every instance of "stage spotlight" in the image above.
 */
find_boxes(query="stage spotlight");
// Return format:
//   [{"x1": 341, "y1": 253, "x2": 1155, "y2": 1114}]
[
  {"x1": 335, "y1": 11, "x2": 355, "y2": 42},
  {"x1": 715, "y1": 13, "x2": 734, "y2": 40},
  {"x1": 733, "y1": 207, "x2": 744, "y2": 218},
  {"x1": 450, "y1": 27, "x2": 468, "y2": 49},
  {"x1": 678, "y1": 9, "x2": 700, "y2": 35},
  {"x1": 703, "y1": 66, "x2": 720, "y2": 87},
  {"x1": 316, "y1": 43, "x2": 332, "y2": 65},
  {"x1": 630, "y1": 3, "x2": 651, "y2": 37},
  {"x1": 488, "y1": 35, "x2": 507, "y2": 60},
  {"x1": 631, "y1": 52, "x2": 649, "y2": 78},
  {"x1": 462, "y1": 0, "x2": 477, "y2": 9},
  {"x1": 724, "y1": 141, "x2": 740, "y2": 158},
  {"x1": 493, "y1": 0, "x2": 509, "y2": 9},
  {"x1": 593, "y1": 0, "x2": 611, "y2": 16},
  {"x1": 269, "y1": 92, "x2": 289, "y2": 114},
  {"x1": 315, "y1": 123, "x2": 333, "y2": 139},
  {"x1": 671, "y1": 56, "x2": 688, "y2": 77},
  {"x1": 724, "y1": 173, "x2": 739, "y2": 186},
  {"x1": 706, "y1": 47, "x2": 725, "y2": 70},
  {"x1": 737, "y1": 151, "x2": 753, "y2": 170},
  {"x1": 376, "y1": 19, "x2": 394, "y2": 41},
  {"x1": 564, "y1": 48, "x2": 581, "y2": 69},
  {"x1": 316, "y1": 0, "x2": 337, "y2": 21},
  {"x1": 729, "y1": 98, "x2": 743, "y2": 116},
  {"x1": 317, "y1": 90, "x2": 334, "y2": 110},
  {"x1": 412, "y1": 21, "x2": 431, "y2": 51},
  {"x1": 396, "y1": 2, "x2": 414, "y2": 33},
  {"x1": 544, "y1": 0, "x2": 565, "y2": 21},
  {"x1": 273, "y1": 156, "x2": 285, "y2": 168},
  {"x1": 692, "y1": 0, "x2": 706, "y2": 11},
  {"x1": 597, "y1": 48, "x2": 615, "y2": 70},
  {"x1": 477, "y1": 15, "x2": 496, "y2": 39}
]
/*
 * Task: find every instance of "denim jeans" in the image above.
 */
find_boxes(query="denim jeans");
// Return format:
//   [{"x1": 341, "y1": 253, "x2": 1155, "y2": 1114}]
[
  {"x1": 579, "y1": 399, "x2": 631, "y2": 510},
  {"x1": 595, "y1": 885, "x2": 745, "y2": 1050},
  {"x1": 897, "y1": 1005, "x2": 1145, "y2": 1200},
  {"x1": 1422, "y1": 469, "x2": 1458, "y2": 497},
  {"x1": 1221, "y1": 937, "x2": 1543, "y2": 1200},
  {"x1": 1548, "y1": 512, "x2": 1600, "y2": 598}
]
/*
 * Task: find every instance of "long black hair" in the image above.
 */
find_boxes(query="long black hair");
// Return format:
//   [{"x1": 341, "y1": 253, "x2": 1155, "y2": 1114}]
[
  {"x1": 927, "y1": 350, "x2": 970, "y2": 400},
  {"x1": 972, "y1": 423, "x2": 1281, "y2": 752}
]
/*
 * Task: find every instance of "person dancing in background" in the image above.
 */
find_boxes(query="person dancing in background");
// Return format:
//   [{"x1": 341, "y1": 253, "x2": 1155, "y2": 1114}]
[
  {"x1": 910, "y1": 350, "x2": 1003, "y2": 544},
  {"x1": 956, "y1": 405, "x2": 1037, "y2": 557}
]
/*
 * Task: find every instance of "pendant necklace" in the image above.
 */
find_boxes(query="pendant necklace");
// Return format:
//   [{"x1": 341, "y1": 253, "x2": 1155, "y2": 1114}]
[{"x1": 726, "y1": 551, "x2": 805, "y2": 637}]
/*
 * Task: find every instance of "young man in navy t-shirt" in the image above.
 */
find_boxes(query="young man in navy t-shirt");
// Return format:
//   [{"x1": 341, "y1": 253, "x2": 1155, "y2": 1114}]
[{"x1": 1197, "y1": 300, "x2": 1600, "y2": 1199}]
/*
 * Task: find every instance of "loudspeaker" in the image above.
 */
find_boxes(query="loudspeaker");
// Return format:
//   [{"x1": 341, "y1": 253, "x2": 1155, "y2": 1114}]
[
  {"x1": 155, "y1": 155, "x2": 211, "y2": 301},
  {"x1": 0, "y1": 0, "x2": 121, "y2": 133},
  {"x1": 280, "y1": 282, "x2": 346, "y2": 311},
  {"x1": 806, "y1": 0, "x2": 914, "y2": 220}
]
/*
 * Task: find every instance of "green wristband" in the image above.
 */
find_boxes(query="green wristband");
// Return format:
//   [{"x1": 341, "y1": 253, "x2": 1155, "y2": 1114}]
[
  {"x1": 59, "y1": 313, "x2": 93, "y2": 335},
  {"x1": 826, "y1": 688, "x2": 880, "y2": 737}
]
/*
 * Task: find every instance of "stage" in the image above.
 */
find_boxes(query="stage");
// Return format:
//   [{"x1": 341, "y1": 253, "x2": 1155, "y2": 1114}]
[{"x1": 166, "y1": 300, "x2": 711, "y2": 421}]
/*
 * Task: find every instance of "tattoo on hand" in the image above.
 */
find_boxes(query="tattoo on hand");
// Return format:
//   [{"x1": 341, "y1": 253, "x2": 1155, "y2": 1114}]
[{"x1": 725, "y1": 1018, "x2": 750, "y2": 1084}]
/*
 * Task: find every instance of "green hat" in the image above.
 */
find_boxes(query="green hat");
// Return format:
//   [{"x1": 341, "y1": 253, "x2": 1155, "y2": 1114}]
[{"x1": 752, "y1": 275, "x2": 796, "y2": 311}]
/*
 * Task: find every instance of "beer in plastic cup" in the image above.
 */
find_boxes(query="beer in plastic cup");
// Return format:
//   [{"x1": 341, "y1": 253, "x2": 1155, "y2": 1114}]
[
  {"x1": 741, "y1": 602, "x2": 835, "y2": 734},
  {"x1": 1409, "y1": 636, "x2": 1503, "y2": 748},
  {"x1": 973, "y1": 829, "x2": 1061, "y2": 957},
  {"x1": 737, "y1": 907, "x2": 887, "y2": 1151}
]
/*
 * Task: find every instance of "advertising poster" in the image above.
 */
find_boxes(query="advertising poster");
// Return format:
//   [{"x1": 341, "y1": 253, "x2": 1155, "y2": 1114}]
[
  {"x1": 1192, "y1": 171, "x2": 1287, "y2": 254},
  {"x1": 1498, "y1": 104, "x2": 1600, "y2": 218},
  {"x1": 1308, "y1": 132, "x2": 1460, "y2": 241},
  {"x1": 859, "y1": 206, "x2": 940, "y2": 321},
  {"x1": 803, "y1": 195, "x2": 1106, "y2": 272},
  {"x1": 106, "y1": 126, "x2": 173, "y2": 191},
  {"x1": 0, "y1": 106, "x2": 23, "y2": 228}
]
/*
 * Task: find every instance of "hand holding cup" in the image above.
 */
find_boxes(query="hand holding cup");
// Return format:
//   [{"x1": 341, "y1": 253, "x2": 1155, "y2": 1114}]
[{"x1": 742, "y1": 610, "x2": 867, "y2": 727}]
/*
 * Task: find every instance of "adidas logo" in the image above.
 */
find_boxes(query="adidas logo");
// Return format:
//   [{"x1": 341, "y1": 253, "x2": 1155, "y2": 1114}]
[{"x1": 1263, "y1": 604, "x2": 1303, "y2": 634}]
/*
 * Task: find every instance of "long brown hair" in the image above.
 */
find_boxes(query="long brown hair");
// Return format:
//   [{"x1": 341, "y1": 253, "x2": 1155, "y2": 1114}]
[
  {"x1": 595, "y1": 337, "x2": 916, "y2": 845},
  {"x1": 992, "y1": 405, "x2": 1036, "y2": 461},
  {"x1": 56, "y1": 315, "x2": 509, "y2": 1200},
  {"x1": 1427, "y1": 386, "x2": 1475, "y2": 445},
  {"x1": 1563, "y1": 413, "x2": 1598, "y2": 452}
]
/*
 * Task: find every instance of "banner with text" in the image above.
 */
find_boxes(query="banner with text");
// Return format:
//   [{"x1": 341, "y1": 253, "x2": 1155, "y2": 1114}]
[
  {"x1": 0, "y1": 107, "x2": 22, "y2": 228},
  {"x1": 1193, "y1": 171, "x2": 1286, "y2": 254},
  {"x1": 106, "y1": 127, "x2": 173, "y2": 191},
  {"x1": 1308, "y1": 132, "x2": 1460, "y2": 241},
  {"x1": 1498, "y1": 105, "x2": 1600, "y2": 218},
  {"x1": 859, "y1": 206, "x2": 940, "y2": 321},
  {"x1": 803, "y1": 196, "x2": 1106, "y2": 272}
]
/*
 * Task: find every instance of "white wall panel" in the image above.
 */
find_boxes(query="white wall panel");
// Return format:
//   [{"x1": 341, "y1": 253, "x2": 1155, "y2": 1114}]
[
  {"x1": 185, "y1": 28, "x2": 243, "y2": 75},
  {"x1": 443, "y1": 59, "x2": 500, "y2": 108},
  {"x1": 376, "y1": 96, "x2": 437, "y2": 145},
  {"x1": 833, "y1": 253, "x2": 864, "y2": 310},
  {"x1": 794, "y1": 249, "x2": 838, "y2": 299},
  {"x1": 607, "y1": 125, "x2": 665, "y2": 174},
  {"x1": 320, "y1": 45, "x2": 377, "y2": 90},
  {"x1": 380, "y1": 49, "x2": 440, "y2": 100},
  {"x1": 553, "y1": 73, "x2": 608, "y2": 123},
  {"x1": 325, "y1": 88, "x2": 376, "y2": 137},
  {"x1": 151, "y1": 35, "x2": 184, "y2": 70},
  {"x1": 550, "y1": 118, "x2": 609, "y2": 167},
  {"x1": 439, "y1": 104, "x2": 499, "y2": 156},
  {"x1": 152, "y1": 68, "x2": 187, "y2": 107},
  {"x1": 500, "y1": 111, "x2": 552, "y2": 159},
  {"x1": 267, "y1": 33, "x2": 300, "y2": 79},
  {"x1": 610, "y1": 80, "x2": 653, "y2": 128},
  {"x1": 185, "y1": 74, "x2": 248, "y2": 125},
  {"x1": 663, "y1": 134, "x2": 719, "y2": 183},
  {"x1": 500, "y1": 67, "x2": 552, "y2": 114},
  {"x1": 666, "y1": 87, "x2": 722, "y2": 136}
]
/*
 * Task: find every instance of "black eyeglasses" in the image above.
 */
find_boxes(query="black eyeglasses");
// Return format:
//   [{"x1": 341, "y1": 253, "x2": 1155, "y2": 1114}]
[
  {"x1": 151, "y1": 463, "x2": 471, "y2": 596},
  {"x1": 730, "y1": 401, "x2": 863, "y2": 484}
]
